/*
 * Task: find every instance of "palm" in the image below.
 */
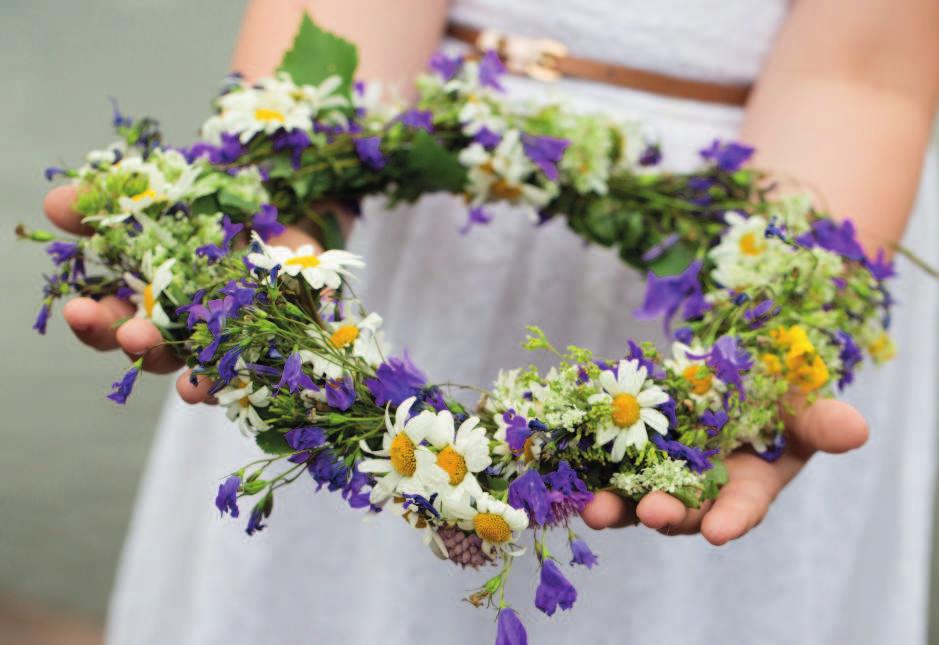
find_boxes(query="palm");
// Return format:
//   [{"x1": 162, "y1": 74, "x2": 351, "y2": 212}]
[{"x1": 581, "y1": 397, "x2": 869, "y2": 543}]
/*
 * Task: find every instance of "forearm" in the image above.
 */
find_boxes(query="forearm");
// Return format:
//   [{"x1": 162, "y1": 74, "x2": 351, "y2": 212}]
[
  {"x1": 232, "y1": 0, "x2": 448, "y2": 87},
  {"x1": 740, "y1": 0, "x2": 939, "y2": 253}
]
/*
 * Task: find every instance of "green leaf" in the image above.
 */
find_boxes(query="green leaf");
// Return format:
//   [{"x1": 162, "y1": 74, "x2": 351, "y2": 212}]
[
  {"x1": 255, "y1": 430, "x2": 293, "y2": 455},
  {"x1": 647, "y1": 240, "x2": 695, "y2": 276},
  {"x1": 318, "y1": 210, "x2": 345, "y2": 250},
  {"x1": 670, "y1": 486, "x2": 701, "y2": 509},
  {"x1": 217, "y1": 186, "x2": 259, "y2": 214},
  {"x1": 277, "y1": 12, "x2": 358, "y2": 97},
  {"x1": 397, "y1": 131, "x2": 468, "y2": 198},
  {"x1": 700, "y1": 460, "x2": 728, "y2": 500}
]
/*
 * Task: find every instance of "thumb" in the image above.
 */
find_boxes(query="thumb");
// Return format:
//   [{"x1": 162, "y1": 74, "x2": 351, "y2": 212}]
[{"x1": 785, "y1": 397, "x2": 869, "y2": 456}]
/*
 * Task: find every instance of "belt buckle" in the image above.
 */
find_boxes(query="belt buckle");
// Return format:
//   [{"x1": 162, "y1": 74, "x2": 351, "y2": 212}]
[{"x1": 477, "y1": 29, "x2": 568, "y2": 82}]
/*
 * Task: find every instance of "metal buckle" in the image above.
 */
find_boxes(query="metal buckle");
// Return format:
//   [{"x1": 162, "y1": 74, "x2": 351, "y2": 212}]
[{"x1": 477, "y1": 29, "x2": 568, "y2": 82}]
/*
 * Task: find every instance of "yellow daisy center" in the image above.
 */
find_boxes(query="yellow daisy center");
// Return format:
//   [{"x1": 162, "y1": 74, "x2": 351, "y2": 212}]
[
  {"x1": 330, "y1": 324, "x2": 360, "y2": 349},
  {"x1": 739, "y1": 231, "x2": 765, "y2": 256},
  {"x1": 682, "y1": 364, "x2": 713, "y2": 395},
  {"x1": 473, "y1": 512, "x2": 512, "y2": 544},
  {"x1": 436, "y1": 446, "x2": 468, "y2": 485},
  {"x1": 254, "y1": 107, "x2": 286, "y2": 123},
  {"x1": 389, "y1": 433, "x2": 417, "y2": 477},
  {"x1": 285, "y1": 254, "x2": 320, "y2": 269},
  {"x1": 131, "y1": 187, "x2": 158, "y2": 203},
  {"x1": 239, "y1": 395, "x2": 251, "y2": 408},
  {"x1": 611, "y1": 393, "x2": 640, "y2": 428},
  {"x1": 143, "y1": 283, "x2": 155, "y2": 318}
]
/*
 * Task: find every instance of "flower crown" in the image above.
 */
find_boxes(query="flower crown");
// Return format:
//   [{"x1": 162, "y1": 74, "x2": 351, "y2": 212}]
[{"x1": 20, "y1": 14, "x2": 898, "y2": 645}]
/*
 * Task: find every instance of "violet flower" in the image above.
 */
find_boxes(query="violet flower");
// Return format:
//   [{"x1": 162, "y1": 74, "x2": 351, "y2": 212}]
[
  {"x1": 495, "y1": 608, "x2": 527, "y2": 645},
  {"x1": 354, "y1": 136, "x2": 386, "y2": 170},
  {"x1": 325, "y1": 376, "x2": 356, "y2": 411},
  {"x1": 569, "y1": 538, "x2": 598, "y2": 569},
  {"x1": 521, "y1": 133, "x2": 569, "y2": 181},
  {"x1": 107, "y1": 361, "x2": 141, "y2": 404},
  {"x1": 796, "y1": 219, "x2": 865, "y2": 260},
  {"x1": 398, "y1": 109, "x2": 434, "y2": 132},
  {"x1": 459, "y1": 206, "x2": 492, "y2": 235},
  {"x1": 535, "y1": 560, "x2": 577, "y2": 616},
  {"x1": 251, "y1": 204, "x2": 286, "y2": 241},
  {"x1": 46, "y1": 241, "x2": 79, "y2": 265},
  {"x1": 508, "y1": 469, "x2": 551, "y2": 526},
  {"x1": 700, "y1": 409, "x2": 729, "y2": 437},
  {"x1": 472, "y1": 126, "x2": 502, "y2": 149},
  {"x1": 651, "y1": 434, "x2": 718, "y2": 473},
  {"x1": 700, "y1": 139, "x2": 754, "y2": 172},
  {"x1": 215, "y1": 475, "x2": 241, "y2": 518},
  {"x1": 478, "y1": 50, "x2": 506, "y2": 90},
  {"x1": 633, "y1": 260, "x2": 705, "y2": 335},
  {"x1": 365, "y1": 353, "x2": 427, "y2": 406},
  {"x1": 836, "y1": 330, "x2": 863, "y2": 390},
  {"x1": 272, "y1": 128, "x2": 311, "y2": 169},
  {"x1": 429, "y1": 51, "x2": 463, "y2": 81},
  {"x1": 276, "y1": 352, "x2": 318, "y2": 394}
]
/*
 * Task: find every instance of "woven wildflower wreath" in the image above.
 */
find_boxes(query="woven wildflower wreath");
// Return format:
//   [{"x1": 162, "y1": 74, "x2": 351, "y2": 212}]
[{"x1": 20, "y1": 15, "x2": 899, "y2": 644}]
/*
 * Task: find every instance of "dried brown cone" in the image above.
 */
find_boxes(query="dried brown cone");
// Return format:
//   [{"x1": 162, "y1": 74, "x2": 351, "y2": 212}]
[{"x1": 437, "y1": 525, "x2": 494, "y2": 569}]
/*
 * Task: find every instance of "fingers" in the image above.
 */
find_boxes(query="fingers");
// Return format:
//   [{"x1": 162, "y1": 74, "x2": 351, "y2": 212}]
[
  {"x1": 580, "y1": 490, "x2": 638, "y2": 530},
  {"x1": 62, "y1": 296, "x2": 133, "y2": 350},
  {"x1": 115, "y1": 318, "x2": 184, "y2": 374},
  {"x1": 635, "y1": 491, "x2": 688, "y2": 531},
  {"x1": 699, "y1": 451, "x2": 797, "y2": 546},
  {"x1": 44, "y1": 185, "x2": 93, "y2": 236},
  {"x1": 176, "y1": 370, "x2": 216, "y2": 404},
  {"x1": 785, "y1": 397, "x2": 869, "y2": 456}
]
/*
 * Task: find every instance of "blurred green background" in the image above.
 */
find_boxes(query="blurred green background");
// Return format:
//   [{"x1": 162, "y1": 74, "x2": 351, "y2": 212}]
[
  {"x1": 0, "y1": 0, "x2": 242, "y2": 618},
  {"x1": 1, "y1": 0, "x2": 938, "y2": 640}
]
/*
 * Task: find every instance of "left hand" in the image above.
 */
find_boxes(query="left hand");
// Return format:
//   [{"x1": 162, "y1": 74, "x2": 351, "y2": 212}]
[{"x1": 580, "y1": 397, "x2": 869, "y2": 544}]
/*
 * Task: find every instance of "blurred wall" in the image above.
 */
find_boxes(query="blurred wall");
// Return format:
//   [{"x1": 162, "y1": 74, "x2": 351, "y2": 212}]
[
  {"x1": 1, "y1": 0, "x2": 939, "y2": 637},
  {"x1": 0, "y1": 0, "x2": 241, "y2": 616}
]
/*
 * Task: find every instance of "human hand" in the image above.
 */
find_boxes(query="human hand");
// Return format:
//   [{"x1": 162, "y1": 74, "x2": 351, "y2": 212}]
[
  {"x1": 580, "y1": 396, "x2": 869, "y2": 544},
  {"x1": 43, "y1": 184, "x2": 322, "y2": 389}
]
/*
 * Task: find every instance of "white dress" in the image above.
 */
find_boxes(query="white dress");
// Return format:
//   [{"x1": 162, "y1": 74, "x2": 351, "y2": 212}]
[{"x1": 107, "y1": 2, "x2": 939, "y2": 643}]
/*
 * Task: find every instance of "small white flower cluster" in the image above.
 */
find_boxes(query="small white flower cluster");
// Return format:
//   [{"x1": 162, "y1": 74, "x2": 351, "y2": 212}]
[
  {"x1": 709, "y1": 205, "x2": 843, "y2": 296},
  {"x1": 611, "y1": 459, "x2": 702, "y2": 497},
  {"x1": 489, "y1": 358, "x2": 674, "y2": 467}
]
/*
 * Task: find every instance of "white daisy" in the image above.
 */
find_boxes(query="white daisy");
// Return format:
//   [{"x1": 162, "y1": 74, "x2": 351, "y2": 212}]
[
  {"x1": 709, "y1": 212, "x2": 786, "y2": 289},
  {"x1": 201, "y1": 76, "x2": 314, "y2": 145},
  {"x1": 588, "y1": 359, "x2": 670, "y2": 460},
  {"x1": 301, "y1": 312, "x2": 386, "y2": 379},
  {"x1": 246, "y1": 233, "x2": 364, "y2": 290},
  {"x1": 215, "y1": 368, "x2": 272, "y2": 437},
  {"x1": 423, "y1": 412, "x2": 493, "y2": 503},
  {"x1": 663, "y1": 341, "x2": 725, "y2": 404},
  {"x1": 358, "y1": 397, "x2": 450, "y2": 505},
  {"x1": 446, "y1": 491, "x2": 529, "y2": 557},
  {"x1": 122, "y1": 254, "x2": 176, "y2": 328}
]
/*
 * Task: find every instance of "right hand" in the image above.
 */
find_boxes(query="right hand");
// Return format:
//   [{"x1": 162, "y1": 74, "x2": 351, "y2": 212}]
[{"x1": 44, "y1": 184, "x2": 322, "y2": 404}]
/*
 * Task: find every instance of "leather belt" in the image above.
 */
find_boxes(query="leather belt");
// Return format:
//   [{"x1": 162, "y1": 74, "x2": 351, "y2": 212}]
[{"x1": 446, "y1": 22, "x2": 751, "y2": 107}]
